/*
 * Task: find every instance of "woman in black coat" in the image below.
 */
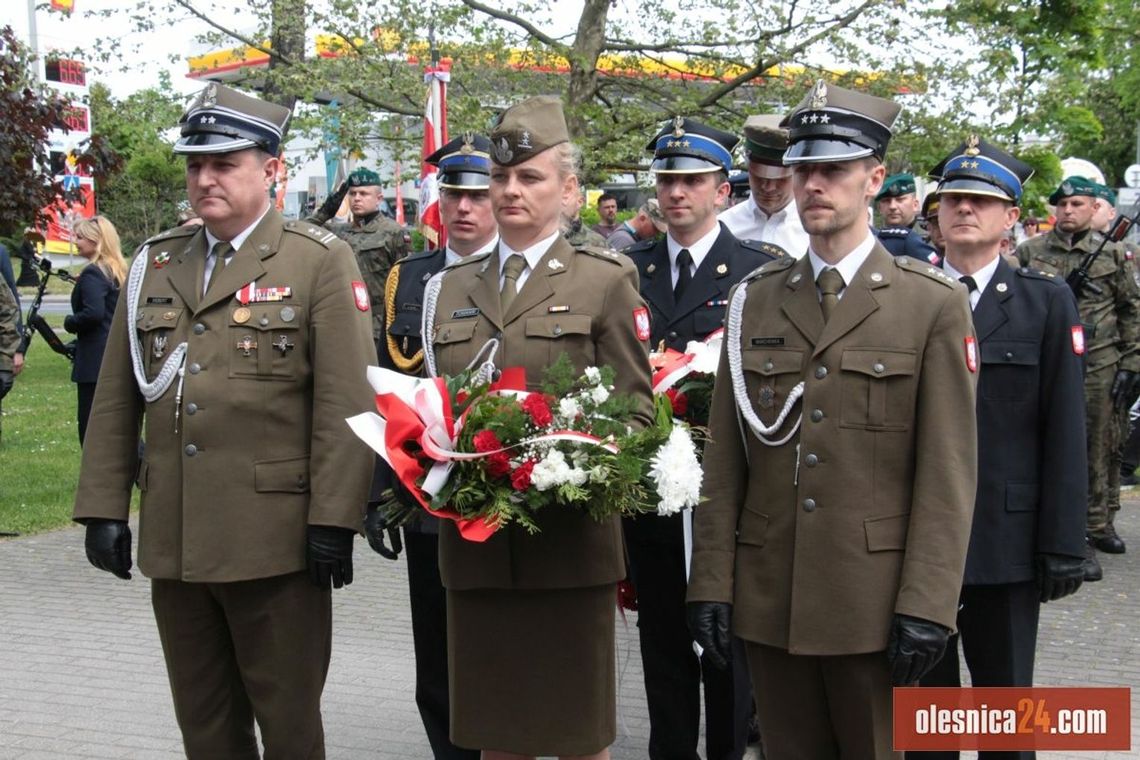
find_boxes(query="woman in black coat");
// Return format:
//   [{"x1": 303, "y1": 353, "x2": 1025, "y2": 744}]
[{"x1": 64, "y1": 216, "x2": 125, "y2": 444}]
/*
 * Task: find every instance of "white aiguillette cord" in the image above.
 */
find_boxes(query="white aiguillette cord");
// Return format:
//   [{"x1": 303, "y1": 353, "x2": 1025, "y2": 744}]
[{"x1": 126, "y1": 247, "x2": 189, "y2": 428}]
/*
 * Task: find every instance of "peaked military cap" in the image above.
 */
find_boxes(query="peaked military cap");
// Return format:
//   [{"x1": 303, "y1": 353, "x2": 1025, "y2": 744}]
[
  {"x1": 1092, "y1": 182, "x2": 1118, "y2": 206},
  {"x1": 1048, "y1": 175, "x2": 1097, "y2": 205},
  {"x1": 781, "y1": 80, "x2": 901, "y2": 164},
  {"x1": 647, "y1": 117, "x2": 738, "y2": 174},
  {"x1": 931, "y1": 136, "x2": 1033, "y2": 203},
  {"x1": 922, "y1": 192, "x2": 940, "y2": 220},
  {"x1": 426, "y1": 133, "x2": 492, "y2": 189},
  {"x1": 742, "y1": 115, "x2": 789, "y2": 163},
  {"x1": 174, "y1": 82, "x2": 291, "y2": 155},
  {"x1": 489, "y1": 96, "x2": 569, "y2": 166},
  {"x1": 347, "y1": 168, "x2": 382, "y2": 187},
  {"x1": 875, "y1": 173, "x2": 916, "y2": 201}
]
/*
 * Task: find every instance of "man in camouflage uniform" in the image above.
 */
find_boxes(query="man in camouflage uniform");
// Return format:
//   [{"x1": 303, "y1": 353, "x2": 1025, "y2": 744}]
[
  {"x1": 1, "y1": 278, "x2": 19, "y2": 425},
  {"x1": 1016, "y1": 176, "x2": 1140, "y2": 579},
  {"x1": 307, "y1": 167, "x2": 411, "y2": 340},
  {"x1": 562, "y1": 187, "x2": 612, "y2": 249}
]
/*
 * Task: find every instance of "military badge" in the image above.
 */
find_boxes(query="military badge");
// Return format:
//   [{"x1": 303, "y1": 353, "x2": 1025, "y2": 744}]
[
  {"x1": 236, "y1": 335, "x2": 257, "y2": 356},
  {"x1": 964, "y1": 336, "x2": 978, "y2": 373},
  {"x1": 153, "y1": 251, "x2": 171, "y2": 269},
  {"x1": 548, "y1": 258, "x2": 564, "y2": 270},
  {"x1": 809, "y1": 80, "x2": 828, "y2": 110},
  {"x1": 279, "y1": 306, "x2": 296, "y2": 323},
  {"x1": 1071, "y1": 325, "x2": 1085, "y2": 355},
  {"x1": 232, "y1": 306, "x2": 251, "y2": 324},
  {"x1": 492, "y1": 137, "x2": 513, "y2": 164},
  {"x1": 152, "y1": 334, "x2": 168, "y2": 360},
  {"x1": 633, "y1": 307, "x2": 651, "y2": 341},
  {"x1": 1061, "y1": 181, "x2": 1074, "y2": 196},
  {"x1": 352, "y1": 280, "x2": 370, "y2": 312},
  {"x1": 757, "y1": 385, "x2": 776, "y2": 410},
  {"x1": 716, "y1": 263, "x2": 728, "y2": 275}
]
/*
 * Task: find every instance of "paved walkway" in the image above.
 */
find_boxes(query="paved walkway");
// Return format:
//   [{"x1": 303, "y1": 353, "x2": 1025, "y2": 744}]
[{"x1": 1, "y1": 503, "x2": 1137, "y2": 759}]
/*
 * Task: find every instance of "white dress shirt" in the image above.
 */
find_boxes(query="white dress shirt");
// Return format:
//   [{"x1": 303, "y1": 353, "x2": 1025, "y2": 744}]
[
  {"x1": 942, "y1": 255, "x2": 1001, "y2": 311},
  {"x1": 719, "y1": 195, "x2": 810, "y2": 258},
  {"x1": 666, "y1": 224, "x2": 721, "y2": 288},
  {"x1": 446, "y1": 235, "x2": 499, "y2": 268},
  {"x1": 202, "y1": 204, "x2": 271, "y2": 293},
  {"x1": 498, "y1": 231, "x2": 559, "y2": 291},
  {"x1": 807, "y1": 230, "x2": 876, "y2": 301}
]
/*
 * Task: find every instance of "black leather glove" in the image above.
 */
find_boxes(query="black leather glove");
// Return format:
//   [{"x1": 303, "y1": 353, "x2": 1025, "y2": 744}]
[
  {"x1": 1036, "y1": 553, "x2": 1084, "y2": 603},
  {"x1": 317, "y1": 180, "x2": 350, "y2": 219},
  {"x1": 1110, "y1": 369, "x2": 1140, "y2": 412},
  {"x1": 0, "y1": 369, "x2": 12, "y2": 401},
  {"x1": 306, "y1": 525, "x2": 355, "y2": 589},
  {"x1": 364, "y1": 506, "x2": 403, "y2": 560},
  {"x1": 84, "y1": 519, "x2": 133, "y2": 580},
  {"x1": 886, "y1": 613, "x2": 950, "y2": 686},
  {"x1": 686, "y1": 601, "x2": 733, "y2": 670}
]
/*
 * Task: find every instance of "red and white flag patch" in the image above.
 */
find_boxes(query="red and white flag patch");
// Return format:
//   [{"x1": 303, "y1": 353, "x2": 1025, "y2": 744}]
[
  {"x1": 352, "y1": 281, "x2": 370, "y2": 312},
  {"x1": 633, "y1": 307, "x2": 651, "y2": 341},
  {"x1": 1071, "y1": 325, "x2": 1085, "y2": 355},
  {"x1": 964, "y1": 336, "x2": 978, "y2": 373}
]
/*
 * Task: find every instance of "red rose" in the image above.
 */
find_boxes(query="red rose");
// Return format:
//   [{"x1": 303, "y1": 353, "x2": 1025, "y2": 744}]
[
  {"x1": 456, "y1": 389, "x2": 469, "y2": 405},
  {"x1": 511, "y1": 460, "x2": 535, "y2": 491},
  {"x1": 473, "y1": 430, "x2": 503, "y2": 453},
  {"x1": 521, "y1": 394, "x2": 554, "y2": 427},
  {"x1": 486, "y1": 452, "x2": 511, "y2": 478},
  {"x1": 666, "y1": 388, "x2": 689, "y2": 416}
]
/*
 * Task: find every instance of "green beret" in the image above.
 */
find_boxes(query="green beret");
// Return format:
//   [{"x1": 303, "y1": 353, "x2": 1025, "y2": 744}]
[
  {"x1": 875, "y1": 173, "x2": 916, "y2": 201},
  {"x1": 347, "y1": 168, "x2": 382, "y2": 187},
  {"x1": 1048, "y1": 175, "x2": 1097, "y2": 205},
  {"x1": 1093, "y1": 182, "x2": 1117, "y2": 206}
]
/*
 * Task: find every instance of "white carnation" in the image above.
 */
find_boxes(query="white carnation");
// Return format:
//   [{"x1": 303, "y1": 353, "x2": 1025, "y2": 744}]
[
  {"x1": 584, "y1": 366, "x2": 602, "y2": 384},
  {"x1": 590, "y1": 385, "x2": 610, "y2": 404},
  {"x1": 649, "y1": 426, "x2": 703, "y2": 515},
  {"x1": 684, "y1": 336, "x2": 721, "y2": 375},
  {"x1": 531, "y1": 448, "x2": 590, "y2": 491},
  {"x1": 559, "y1": 397, "x2": 582, "y2": 420}
]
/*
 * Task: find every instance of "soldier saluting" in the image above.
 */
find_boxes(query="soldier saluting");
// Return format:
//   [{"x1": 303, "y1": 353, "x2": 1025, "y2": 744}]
[
  {"x1": 73, "y1": 83, "x2": 376, "y2": 759},
  {"x1": 687, "y1": 80, "x2": 979, "y2": 759}
]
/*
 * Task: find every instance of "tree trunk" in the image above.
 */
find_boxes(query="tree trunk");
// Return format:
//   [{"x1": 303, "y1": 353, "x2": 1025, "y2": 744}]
[
  {"x1": 565, "y1": 0, "x2": 610, "y2": 141},
  {"x1": 265, "y1": 0, "x2": 307, "y2": 111}
]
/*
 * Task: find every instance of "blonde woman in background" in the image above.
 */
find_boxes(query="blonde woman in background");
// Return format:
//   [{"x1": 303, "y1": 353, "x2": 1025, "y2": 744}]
[{"x1": 65, "y1": 216, "x2": 125, "y2": 444}]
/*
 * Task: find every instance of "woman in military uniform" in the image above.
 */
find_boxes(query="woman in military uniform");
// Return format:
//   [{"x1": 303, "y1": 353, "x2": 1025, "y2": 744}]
[{"x1": 422, "y1": 96, "x2": 653, "y2": 760}]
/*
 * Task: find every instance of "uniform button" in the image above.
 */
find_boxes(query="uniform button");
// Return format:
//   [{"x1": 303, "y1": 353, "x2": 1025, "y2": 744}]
[
  {"x1": 185, "y1": 403, "x2": 198, "y2": 415},
  {"x1": 442, "y1": 330, "x2": 451, "y2": 340},
  {"x1": 553, "y1": 325, "x2": 563, "y2": 336},
  {"x1": 193, "y1": 323, "x2": 206, "y2": 335},
  {"x1": 667, "y1": 331, "x2": 678, "y2": 341},
  {"x1": 802, "y1": 498, "x2": 816, "y2": 512},
  {"x1": 815, "y1": 366, "x2": 828, "y2": 379},
  {"x1": 873, "y1": 362, "x2": 885, "y2": 374},
  {"x1": 296, "y1": 475, "x2": 307, "y2": 488},
  {"x1": 188, "y1": 363, "x2": 201, "y2": 375},
  {"x1": 260, "y1": 317, "x2": 269, "y2": 327},
  {"x1": 184, "y1": 444, "x2": 198, "y2": 457},
  {"x1": 810, "y1": 409, "x2": 824, "y2": 423},
  {"x1": 763, "y1": 360, "x2": 774, "y2": 371},
  {"x1": 1005, "y1": 352, "x2": 1014, "y2": 361},
  {"x1": 804, "y1": 453, "x2": 818, "y2": 467}
]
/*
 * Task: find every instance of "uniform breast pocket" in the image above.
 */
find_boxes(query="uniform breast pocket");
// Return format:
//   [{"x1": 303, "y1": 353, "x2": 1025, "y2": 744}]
[
  {"x1": 433, "y1": 319, "x2": 480, "y2": 371},
  {"x1": 981, "y1": 340, "x2": 1038, "y2": 401},
  {"x1": 524, "y1": 314, "x2": 594, "y2": 368},
  {"x1": 387, "y1": 310, "x2": 423, "y2": 354},
  {"x1": 839, "y1": 348, "x2": 917, "y2": 431},
  {"x1": 742, "y1": 347, "x2": 804, "y2": 427},
  {"x1": 692, "y1": 307, "x2": 725, "y2": 339},
  {"x1": 135, "y1": 306, "x2": 184, "y2": 380},
  {"x1": 229, "y1": 307, "x2": 303, "y2": 380}
]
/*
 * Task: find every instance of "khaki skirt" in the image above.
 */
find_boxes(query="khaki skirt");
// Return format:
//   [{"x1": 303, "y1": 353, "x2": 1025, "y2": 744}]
[{"x1": 447, "y1": 584, "x2": 616, "y2": 756}]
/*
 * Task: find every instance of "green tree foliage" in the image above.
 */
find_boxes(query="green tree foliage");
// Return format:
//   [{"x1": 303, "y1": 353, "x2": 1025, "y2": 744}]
[
  {"x1": 0, "y1": 26, "x2": 72, "y2": 238},
  {"x1": 85, "y1": 80, "x2": 186, "y2": 250}
]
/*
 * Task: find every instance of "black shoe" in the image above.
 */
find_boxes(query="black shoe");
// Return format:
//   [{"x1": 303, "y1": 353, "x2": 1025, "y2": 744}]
[
  {"x1": 1091, "y1": 525, "x2": 1126, "y2": 554},
  {"x1": 1083, "y1": 539, "x2": 1104, "y2": 582}
]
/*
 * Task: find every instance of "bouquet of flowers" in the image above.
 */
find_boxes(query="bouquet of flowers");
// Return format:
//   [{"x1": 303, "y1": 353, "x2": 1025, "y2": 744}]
[
  {"x1": 347, "y1": 353, "x2": 702, "y2": 541},
  {"x1": 649, "y1": 328, "x2": 723, "y2": 425}
]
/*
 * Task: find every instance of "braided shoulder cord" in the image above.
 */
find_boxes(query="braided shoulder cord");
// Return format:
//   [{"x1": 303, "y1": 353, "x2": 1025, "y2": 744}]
[
  {"x1": 420, "y1": 270, "x2": 446, "y2": 377},
  {"x1": 383, "y1": 264, "x2": 425, "y2": 373},
  {"x1": 725, "y1": 278, "x2": 805, "y2": 447},
  {"x1": 126, "y1": 246, "x2": 187, "y2": 403}
]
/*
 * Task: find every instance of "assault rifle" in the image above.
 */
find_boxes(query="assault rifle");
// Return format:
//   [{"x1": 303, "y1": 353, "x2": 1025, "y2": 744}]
[
  {"x1": 1066, "y1": 206, "x2": 1140, "y2": 298},
  {"x1": 18, "y1": 254, "x2": 77, "y2": 361}
]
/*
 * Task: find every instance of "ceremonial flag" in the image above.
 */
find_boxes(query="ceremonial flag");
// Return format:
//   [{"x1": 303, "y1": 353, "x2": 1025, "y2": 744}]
[
  {"x1": 394, "y1": 160, "x2": 405, "y2": 226},
  {"x1": 419, "y1": 61, "x2": 450, "y2": 249}
]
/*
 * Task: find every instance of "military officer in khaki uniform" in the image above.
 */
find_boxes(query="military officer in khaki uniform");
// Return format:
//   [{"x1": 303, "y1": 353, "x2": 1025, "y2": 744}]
[
  {"x1": 687, "y1": 81, "x2": 979, "y2": 759},
  {"x1": 308, "y1": 167, "x2": 411, "y2": 340},
  {"x1": 423, "y1": 96, "x2": 653, "y2": 759},
  {"x1": 1016, "y1": 176, "x2": 1140, "y2": 574},
  {"x1": 73, "y1": 83, "x2": 376, "y2": 759}
]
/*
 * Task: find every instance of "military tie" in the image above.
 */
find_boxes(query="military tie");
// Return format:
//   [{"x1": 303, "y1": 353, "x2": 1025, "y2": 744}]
[
  {"x1": 817, "y1": 266, "x2": 845, "y2": 323},
  {"x1": 959, "y1": 275, "x2": 978, "y2": 310},
  {"x1": 674, "y1": 248, "x2": 693, "y2": 302},
  {"x1": 205, "y1": 241, "x2": 234, "y2": 296},
  {"x1": 500, "y1": 253, "x2": 527, "y2": 314}
]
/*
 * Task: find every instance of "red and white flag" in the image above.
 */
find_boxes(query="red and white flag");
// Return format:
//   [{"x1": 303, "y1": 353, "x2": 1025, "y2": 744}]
[
  {"x1": 394, "y1": 160, "x2": 405, "y2": 226},
  {"x1": 419, "y1": 61, "x2": 450, "y2": 249}
]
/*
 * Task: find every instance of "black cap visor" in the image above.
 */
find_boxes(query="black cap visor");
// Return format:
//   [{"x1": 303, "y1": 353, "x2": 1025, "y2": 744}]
[
  {"x1": 783, "y1": 138, "x2": 874, "y2": 164},
  {"x1": 936, "y1": 177, "x2": 1016, "y2": 203},
  {"x1": 650, "y1": 155, "x2": 725, "y2": 174},
  {"x1": 439, "y1": 171, "x2": 491, "y2": 190}
]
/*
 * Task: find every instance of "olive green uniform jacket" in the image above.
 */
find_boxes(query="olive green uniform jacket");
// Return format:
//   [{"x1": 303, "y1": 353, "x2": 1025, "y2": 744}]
[
  {"x1": 688, "y1": 245, "x2": 979, "y2": 655},
  {"x1": 424, "y1": 236, "x2": 654, "y2": 591},
  {"x1": 1017, "y1": 229, "x2": 1140, "y2": 373},
  {"x1": 73, "y1": 210, "x2": 376, "y2": 583},
  {"x1": 308, "y1": 209, "x2": 411, "y2": 340},
  {"x1": 0, "y1": 278, "x2": 18, "y2": 371}
]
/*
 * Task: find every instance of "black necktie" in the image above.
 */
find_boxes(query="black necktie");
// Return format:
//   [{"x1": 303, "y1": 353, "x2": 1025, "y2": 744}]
[
  {"x1": 675, "y1": 249, "x2": 692, "y2": 301},
  {"x1": 959, "y1": 275, "x2": 978, "y2": 293}
]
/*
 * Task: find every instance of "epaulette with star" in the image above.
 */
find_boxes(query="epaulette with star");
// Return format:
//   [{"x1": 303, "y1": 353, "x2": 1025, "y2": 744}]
[
  {"x1": 576, "y1": 245, "x2": 627, "y2": 265},
  {"x1": 622, "y1": 238, "x2": 657, "y2": 257},
  {"x1": 741, "y1": 254, "x2": 795, "y2": 284},
  {"x1": 143, "y1": 224, "x2": 198, "y2": 247},
  {"x1": 740, "y1": 239, "x2": 791, "y2": 259},
  {"x1": 445, "y1": 248, "x2": 493, "y2": 270},
  {"x1": 284, "y1": 219, "x2": 345, "y2": 248},
  {"x1": 893, "y1": 255, "x2": 956, "y2": 288},
  {"x1": 1017, "y1": 267, "x2": 1061, "y2": 283},
  {"x1": 877, "y1": 227, "x2": 913, "y2": 238}
]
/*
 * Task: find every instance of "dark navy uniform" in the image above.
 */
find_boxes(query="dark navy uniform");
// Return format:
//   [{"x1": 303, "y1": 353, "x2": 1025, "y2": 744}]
[
  {"x1": 624, "y1": 221, "x2": 781, "y2": 760},
  {"x1": 876, "y1": 225, "x2": 940, "y2": 264}
]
